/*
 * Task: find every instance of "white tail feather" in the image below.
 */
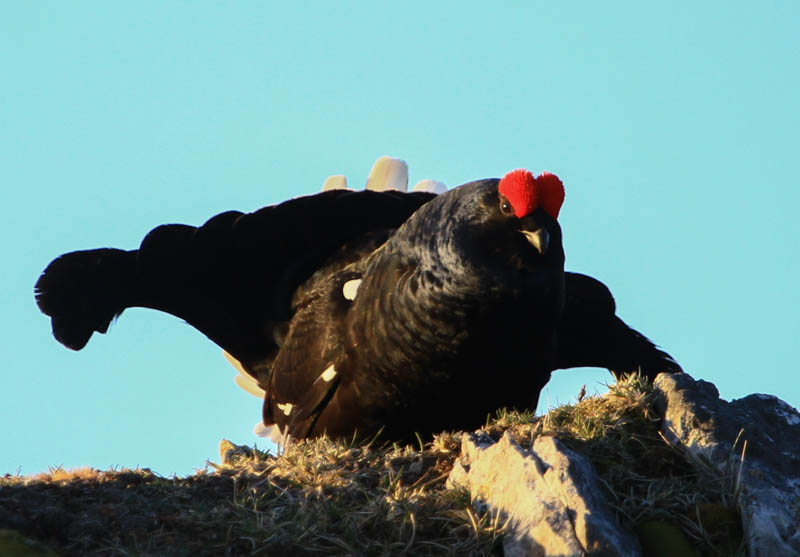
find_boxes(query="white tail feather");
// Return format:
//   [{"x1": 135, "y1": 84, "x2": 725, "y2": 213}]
[
  {"x1": 254, "y1": 422, "x2": 292, "y2": 451},
  {"x1": 223, "y1": 350, "x2": 266, "y2": 398},
  {"x1": 253, "y1": 421, "x2": 275, "y2": 438},
  {"x1": 322, "y1": 174, "x2": 349, "y2": 191},
  {"x1": 412, "y1": 179, "x2": 447, "y2": 194},
  {"x1": 235, "y1": 374, "x2": 267, "y2": 398},
  {"x1": 366, "y1": 156, "x2": 408, "y2": 191}
]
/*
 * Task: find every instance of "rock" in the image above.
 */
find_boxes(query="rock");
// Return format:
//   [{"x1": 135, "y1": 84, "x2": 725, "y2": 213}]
[
  {"x1": 654, "y1": 373, "x2": 800, "y2": 557},
  {"x1": 219, "y1": 439, "x2": 257, "y2": 466},
  {"x1": 447, "y1": 431, "x2": 642, "y2": 557}
]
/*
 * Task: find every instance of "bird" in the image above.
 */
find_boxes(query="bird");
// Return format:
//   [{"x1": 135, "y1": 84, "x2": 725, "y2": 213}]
[{"x1": 35, "y1": 166, "x2": 681, "y2": 442}]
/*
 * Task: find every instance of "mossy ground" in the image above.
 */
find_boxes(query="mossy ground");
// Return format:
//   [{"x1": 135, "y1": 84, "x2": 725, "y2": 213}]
[{"x1": 0, "y1": 375, "x2": 746, "y2": 556}]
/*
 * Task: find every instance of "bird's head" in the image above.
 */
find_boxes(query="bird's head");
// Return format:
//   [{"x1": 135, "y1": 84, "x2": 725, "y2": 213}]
[
  {"x1": 444, "y1": 168, "x2": 566, "y2": 268},
  {"x1": 496, "y1": 168, "x2": 565, "y2": 257},
  {"x1": 390, "y1": 167, "x2": 566, "y2": 290}
]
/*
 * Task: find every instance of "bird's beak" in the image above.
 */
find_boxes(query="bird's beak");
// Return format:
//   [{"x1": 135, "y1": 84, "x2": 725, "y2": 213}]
[{"x1": 521, "y1": 228, "x2": 549, "y2": 254}]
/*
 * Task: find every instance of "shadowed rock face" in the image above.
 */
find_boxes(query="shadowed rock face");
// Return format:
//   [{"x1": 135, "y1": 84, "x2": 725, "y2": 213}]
[
  {"x1": 448, "y1": 431, "x2": 642, "y2": 557},
  {"x1": 654, "y1": 373, "x2": 800, "y2": 557}
]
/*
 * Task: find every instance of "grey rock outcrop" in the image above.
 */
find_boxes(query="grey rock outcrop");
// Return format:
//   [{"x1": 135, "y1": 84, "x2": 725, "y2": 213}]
[
  {"x1": 654, "y1": 373, "x2": 800, "y2": 557},
  {"x1": 447, "y1": 430, "x2": 642, "y2": 557}
]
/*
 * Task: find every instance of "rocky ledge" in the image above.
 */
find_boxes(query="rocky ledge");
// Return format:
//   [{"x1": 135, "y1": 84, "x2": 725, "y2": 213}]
[
  {"x1": 448, "y1": 373, "x2": 800, "y2": 556},
  {"x1": 1, "y1": 372, "x2": 798, "y2": 556}
]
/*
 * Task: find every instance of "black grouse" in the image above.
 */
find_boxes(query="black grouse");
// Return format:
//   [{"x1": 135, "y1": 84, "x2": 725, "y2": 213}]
[{"x1": 35, "y1": 168, "x2": 681, "y2": 441}]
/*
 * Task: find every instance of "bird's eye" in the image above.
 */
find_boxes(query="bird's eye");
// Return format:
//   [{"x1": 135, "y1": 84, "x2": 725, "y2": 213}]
[{"x1": 500, "y1": 199, "x2": 514, "y2": 215}]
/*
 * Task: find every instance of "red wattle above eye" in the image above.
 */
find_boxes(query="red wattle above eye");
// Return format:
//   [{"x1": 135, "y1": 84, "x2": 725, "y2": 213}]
[
  {"x1": 498, "y1": 169, "x2": 537, "y2": 218},
  {"x1": 536, "y1": 172, "x2": 565, "y2": 220}
]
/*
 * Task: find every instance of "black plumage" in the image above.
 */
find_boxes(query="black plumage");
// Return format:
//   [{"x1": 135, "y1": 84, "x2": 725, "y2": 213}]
[{"x1": 35, "y1": 173, "x2": 681, "y2": 441}]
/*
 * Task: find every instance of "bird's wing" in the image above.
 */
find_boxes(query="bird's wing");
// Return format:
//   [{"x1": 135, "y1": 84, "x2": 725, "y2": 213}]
[
  {"x1": 263, "y1": 260, "x2": 371, "y2": 438},
  {"x1": 263, "y1": 232, "x2": 428, "y2": 439},
  {"x1": 555, "y1": 272, "x2": 682, "y2": 379},
  {"x1": 35, "y1": 189, "x2": 436, "y2": 371}
]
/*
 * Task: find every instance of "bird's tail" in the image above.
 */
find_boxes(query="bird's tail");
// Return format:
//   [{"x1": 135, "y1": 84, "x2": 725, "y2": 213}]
[
  {"x1": 558, "y1": 272, "x2": 683, "y2": 381},
  {"x1": 603, "y1": 317, "x2": 684, "y2": 380},
  {"x1": 34, "y1": 248, "x2": 138, "y2": 350}
]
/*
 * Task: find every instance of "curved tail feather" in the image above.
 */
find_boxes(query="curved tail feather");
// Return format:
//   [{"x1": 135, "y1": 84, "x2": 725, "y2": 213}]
[
  {"x1": 34, "y1": 248, "x2": 137, "y2": 350},
  {"x1": 557, "y1": 272, "x2": 683, "y2": 380}
]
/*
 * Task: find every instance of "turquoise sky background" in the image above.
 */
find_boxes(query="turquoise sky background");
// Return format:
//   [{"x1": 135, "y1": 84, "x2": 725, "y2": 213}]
[{"x1": 2, "y1": 3, "x2": 798, "y2": 476}]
